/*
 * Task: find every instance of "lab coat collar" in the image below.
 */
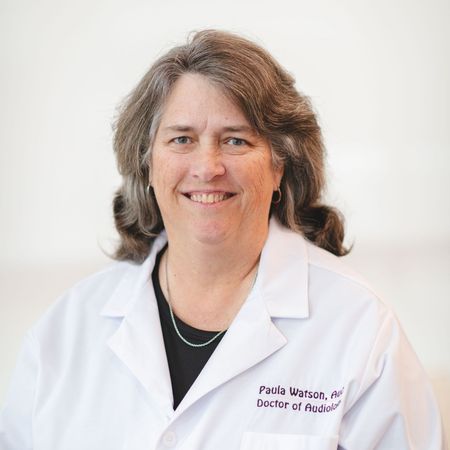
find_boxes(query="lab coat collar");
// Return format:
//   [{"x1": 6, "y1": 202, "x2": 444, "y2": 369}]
[
  {"x1": 100, "y1": 230, "x2": 168, "y2": 318},
  {"x1": 101, "y1": 218, "x2": 309, "y2": 321}
]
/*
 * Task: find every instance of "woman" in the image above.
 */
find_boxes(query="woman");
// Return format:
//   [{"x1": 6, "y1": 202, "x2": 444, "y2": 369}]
[{"x1": 0, "y1": 30, "x2": 446, "y2": 449}]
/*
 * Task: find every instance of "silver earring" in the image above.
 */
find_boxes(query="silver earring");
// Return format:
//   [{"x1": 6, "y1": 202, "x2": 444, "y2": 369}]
[
  {"x1": 146, "y1": 184, "x2": 152, "y2": 195},
  {"x1": 272, "y1": 187, "x2": 282, "y2": 204}
]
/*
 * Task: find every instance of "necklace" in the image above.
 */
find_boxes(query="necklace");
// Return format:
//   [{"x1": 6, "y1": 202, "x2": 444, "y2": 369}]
[{"x1": 164, "y1": 250, "x2": 258, "y2": 348}]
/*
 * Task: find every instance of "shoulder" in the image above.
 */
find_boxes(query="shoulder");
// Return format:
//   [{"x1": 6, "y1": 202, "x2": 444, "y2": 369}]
[
  {"x1": 306, "y1": 239, "x2": 381, "y2": 298},
  {"x1": 305, "y1": 238, "x2": 392, "y2": 320},
  {"x1": 63, "y1": 260, "x2": 138, "y2": 299},
  {"x1": 264, "y1": 219, "x2": 393, "y2": 328},
  {"x1": 29, "y1": 231, "x2": 168, "y2": 342},
  {"x1": 268, "y1": 218, "x2": 383, "y2": 304},
  {"x1": 28, "y1": 228, "x2": 169, "y2": 338},
  {"x1": 30, "y1": 260, "x2": 141, "y2": 338}
]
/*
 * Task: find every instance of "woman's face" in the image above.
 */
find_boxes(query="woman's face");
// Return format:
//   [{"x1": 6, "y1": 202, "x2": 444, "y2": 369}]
[{"x1": 151, "y1": 73, "x2": 283, "y2": 247}]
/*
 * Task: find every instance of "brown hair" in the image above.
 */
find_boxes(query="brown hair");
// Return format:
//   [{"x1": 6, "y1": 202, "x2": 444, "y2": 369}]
[{"x1": 112, "y1": 29, "x2": 349, "y2": 262}]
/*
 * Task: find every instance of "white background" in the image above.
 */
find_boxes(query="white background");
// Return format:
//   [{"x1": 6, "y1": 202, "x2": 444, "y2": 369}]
[{"x1": 1, "y1": 0, "x2": 449, "y2": 438}]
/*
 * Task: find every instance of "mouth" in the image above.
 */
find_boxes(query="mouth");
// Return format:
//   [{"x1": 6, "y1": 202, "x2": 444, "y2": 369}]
[{"x1": 183, "y1": 192, "x2": 235, "y2": 204}]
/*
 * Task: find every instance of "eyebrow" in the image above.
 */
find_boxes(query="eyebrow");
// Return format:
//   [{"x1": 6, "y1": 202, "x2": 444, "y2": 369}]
[{"x1": 162, "y1": 125, "x2": 255, "y2": 134}]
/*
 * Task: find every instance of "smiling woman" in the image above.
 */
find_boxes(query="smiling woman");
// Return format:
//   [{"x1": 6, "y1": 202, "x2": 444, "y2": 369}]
[
  {"x1": 151, "y1": 73, "x2": 282, "y2": 249},
  {"x1": 0, "y1": 30, "x2": 446, "y2": 450}
]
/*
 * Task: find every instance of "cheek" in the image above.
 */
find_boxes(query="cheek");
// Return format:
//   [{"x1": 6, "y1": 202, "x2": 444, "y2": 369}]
[
  {"x1": 151, "y1": 151, "x2": 182, "y2": 192},
  {"x1": 235, "y1": 158, "x2": 277, "y2": 200},
  {"x1": 254, "y1": 159, "x2": 278, "y2": 190}
]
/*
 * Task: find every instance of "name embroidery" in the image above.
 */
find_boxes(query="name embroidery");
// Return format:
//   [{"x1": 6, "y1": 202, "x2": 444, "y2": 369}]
[{"x1": 256, "y1": 384, "x2": 344, "y2": 414}]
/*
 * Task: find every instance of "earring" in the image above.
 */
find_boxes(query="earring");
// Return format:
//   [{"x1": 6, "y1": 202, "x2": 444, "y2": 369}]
[
  {"x1": 146, "y1": 184, "x2": 152, "y2": 195},
  {"x1": 272, "y1": 187, "x2": 282, "y2": 204}
]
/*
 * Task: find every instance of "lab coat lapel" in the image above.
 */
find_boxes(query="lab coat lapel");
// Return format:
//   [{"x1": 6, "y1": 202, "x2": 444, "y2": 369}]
[
  {"x1": 173, "y1": 288, "x2": 287, "y2": 419},
  {"x1": 101, "y1": 234, "x2": 174, "y2": 416}
]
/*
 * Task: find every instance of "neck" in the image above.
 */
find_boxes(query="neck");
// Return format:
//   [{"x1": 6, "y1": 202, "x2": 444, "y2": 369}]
[{"x1": 159, "y1": 226, "x2": 268, "y2": 331}]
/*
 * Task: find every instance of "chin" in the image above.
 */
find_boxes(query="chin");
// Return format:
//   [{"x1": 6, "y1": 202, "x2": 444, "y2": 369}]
[{"x1": 190, "y1": 220, "x2": 233, "y2": 246}]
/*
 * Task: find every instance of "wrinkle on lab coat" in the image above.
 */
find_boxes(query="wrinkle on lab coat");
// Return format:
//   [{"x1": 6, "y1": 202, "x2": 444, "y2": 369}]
[{"x1": 0, "y1": 219, "x2": 446, "y2": 449}]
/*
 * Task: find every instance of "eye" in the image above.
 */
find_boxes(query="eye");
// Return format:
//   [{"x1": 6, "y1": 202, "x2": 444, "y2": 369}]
[
  {"x1": 226, "y1": 137, "x2": 247, "y2": 146},
  {"x1": 172, "y1": 136, "x2": 192, "y2": 145}
]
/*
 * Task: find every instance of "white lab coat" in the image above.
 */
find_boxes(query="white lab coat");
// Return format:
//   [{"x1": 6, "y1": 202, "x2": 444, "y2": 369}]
[{"x1": 0, "y1": 219, "x2": 446, "y2": 450}]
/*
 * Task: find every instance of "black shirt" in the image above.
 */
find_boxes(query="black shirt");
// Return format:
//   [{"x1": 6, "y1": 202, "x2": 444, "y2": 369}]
[{"x1": 152, "y1": 248, "x2": 225, "y2": 409}]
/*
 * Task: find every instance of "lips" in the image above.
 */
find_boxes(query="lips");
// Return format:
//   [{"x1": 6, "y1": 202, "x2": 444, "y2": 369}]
[{"x1": 184, "y1": 192, "x2": 235, "y2": 204}]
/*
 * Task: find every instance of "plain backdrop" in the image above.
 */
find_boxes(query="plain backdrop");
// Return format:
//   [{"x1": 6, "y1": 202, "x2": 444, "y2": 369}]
[{"x1": 1, "y1": 0, "x2": 449, "y2": 437}]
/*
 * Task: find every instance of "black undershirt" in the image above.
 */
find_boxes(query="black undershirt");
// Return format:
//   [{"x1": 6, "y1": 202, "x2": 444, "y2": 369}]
[{"x1": 152, "y1": 248, "x2": 225, "y2": 410}]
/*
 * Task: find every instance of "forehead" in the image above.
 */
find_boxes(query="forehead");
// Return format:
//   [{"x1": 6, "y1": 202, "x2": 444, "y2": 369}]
[{"x1": 158, "y1": 73, "x2": 250, "y2": 129}]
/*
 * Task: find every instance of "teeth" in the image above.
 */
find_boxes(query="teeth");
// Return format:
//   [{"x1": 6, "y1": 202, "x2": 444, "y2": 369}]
[{"x1": 189, "y1": 193, "x2": 229, "y2": 204}]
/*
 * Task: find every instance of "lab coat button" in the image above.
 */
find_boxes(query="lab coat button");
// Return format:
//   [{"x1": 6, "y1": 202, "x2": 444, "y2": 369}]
[{"x1": 162, "y1": 431, "x2": 177, "y2": 447}]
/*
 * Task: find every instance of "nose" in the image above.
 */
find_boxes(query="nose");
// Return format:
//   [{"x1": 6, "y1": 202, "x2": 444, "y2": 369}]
[{"x1": 191, "y1": 145, "x2": 226, "y2": 181}]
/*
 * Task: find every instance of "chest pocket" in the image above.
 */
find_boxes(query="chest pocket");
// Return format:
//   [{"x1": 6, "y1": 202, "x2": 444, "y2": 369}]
[{"x1": 240, "y1": 432, "x2": 338, "y2": 450}]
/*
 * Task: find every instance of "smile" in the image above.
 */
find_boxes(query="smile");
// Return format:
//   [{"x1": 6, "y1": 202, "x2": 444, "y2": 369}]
[{"x1": 185, "y1": 192, "x2": 234, "y2": 204}]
